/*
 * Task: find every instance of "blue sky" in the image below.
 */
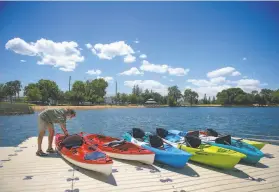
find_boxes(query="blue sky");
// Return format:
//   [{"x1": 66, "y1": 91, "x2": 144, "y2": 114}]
[{"x1": 1, "y1": 2, "x2": 279, "y2": 97}]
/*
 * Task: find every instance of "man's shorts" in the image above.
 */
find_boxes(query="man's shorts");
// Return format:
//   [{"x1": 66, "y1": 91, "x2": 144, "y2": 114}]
[{"x1": 38, "y1": 116, "x2": 54, "y2": 132}]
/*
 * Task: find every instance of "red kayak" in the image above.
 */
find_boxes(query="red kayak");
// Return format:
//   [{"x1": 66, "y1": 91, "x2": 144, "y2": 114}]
[
  {"x1": 55, "y1": 133, "x2": 113, "y2": 175},
  {"x1": 82, "y1": 133, "x2": 155, "y2": 165}
]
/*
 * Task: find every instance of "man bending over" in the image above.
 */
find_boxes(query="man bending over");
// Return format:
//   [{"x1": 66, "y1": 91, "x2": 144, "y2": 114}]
[{"x1": 36, "y1": 108, "x2": 76, "y2": 156}]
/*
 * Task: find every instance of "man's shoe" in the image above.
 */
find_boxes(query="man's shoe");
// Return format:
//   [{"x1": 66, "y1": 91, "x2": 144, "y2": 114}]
[
  {"x1": 46, "y1": 148, "x2": 56, "y2": 153},
  {"x1": 36, "y1": 150, "x2": 48, "y2": 156}
]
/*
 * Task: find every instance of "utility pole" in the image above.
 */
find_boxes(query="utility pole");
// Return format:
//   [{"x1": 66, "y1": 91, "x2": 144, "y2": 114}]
[
  {"x1": 115, "y1": 80, "x2": 118, "y2": 96},
  {"x1": 115, "y1": 80, "x2": 118, "y2": 104},
  {"x1": 69, "y1": 76, "x2": 71, "y2": 91}
]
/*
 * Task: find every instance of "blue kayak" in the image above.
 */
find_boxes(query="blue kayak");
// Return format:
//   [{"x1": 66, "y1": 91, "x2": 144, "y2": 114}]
[
  {"x1": 122, "y1": 128, "x2": 192, "y2": 168},
  {"x1": 168, "y1": 129, "x2": 264, "y2": 164}
]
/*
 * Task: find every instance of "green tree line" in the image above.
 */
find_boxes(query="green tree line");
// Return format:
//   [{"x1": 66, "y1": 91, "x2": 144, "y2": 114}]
[{"x1": 1, "y1": 79, "x2": 279, "y2": 106}]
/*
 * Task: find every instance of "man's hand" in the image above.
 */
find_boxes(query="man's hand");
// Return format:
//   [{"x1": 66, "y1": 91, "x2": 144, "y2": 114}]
[
  {"x1": 64, "y1": 130, "x2": 69, "y2": 136},
  {"x1": 60, "y1": 123, "x2": 69, "y2": 136}
]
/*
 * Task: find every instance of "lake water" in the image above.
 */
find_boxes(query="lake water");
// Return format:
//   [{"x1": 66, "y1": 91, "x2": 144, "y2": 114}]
[{"x1": 1, "y1": 107, "x2": 279, "y2": 147}]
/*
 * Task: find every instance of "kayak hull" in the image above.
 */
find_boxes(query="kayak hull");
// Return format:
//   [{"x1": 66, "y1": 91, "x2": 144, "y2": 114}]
[
  {"x1": 160, "y1": 130, "x2": 246, "y2": 169},
  {"x1": 83, "y1": 133, "x2": 155, "y2": 165},
  {"x1": 199, "y1": 131, "x2": 266, "y2": 150},
  {"x1": 204, "y1": 141, "x2": 263, "y2": 164},
  {"x1": 241, "y1": 139, "x2": 266, "y2": 150},
  {"x1": 60, "y1": 152, "x2": 112, "y2": 176},
  {"x1": 198, "y1": 135, "x2": 264, "y2": 164},
  {"x1": 171, "y1": 130, "x2": 265, "y2": 164},
  {"x1": 177, "y1": 143, "x2": 246, "y2": 169},
  {"x1": 103, "y1": 152, "x2": 155, "y2": 165},
  {"x1": 123, "y1": 132, "x2": 191, "y2": 168},
  {"x1": 55, "y1": 133, "x2": 113, "y2": 176}
]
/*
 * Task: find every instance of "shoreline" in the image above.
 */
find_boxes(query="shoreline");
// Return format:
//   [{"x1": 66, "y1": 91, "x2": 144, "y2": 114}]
[
  {"x1": 31, "y1": 105, "x2": 145, "y2": 111},
  {"x1": 31, "y1": 104, "x2": 279, "y2": 111}
]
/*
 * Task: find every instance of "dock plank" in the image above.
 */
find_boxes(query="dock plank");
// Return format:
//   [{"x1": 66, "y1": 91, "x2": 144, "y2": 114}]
[{"x1": 0, "y1": 136, "x2": 278, "y2": 192}]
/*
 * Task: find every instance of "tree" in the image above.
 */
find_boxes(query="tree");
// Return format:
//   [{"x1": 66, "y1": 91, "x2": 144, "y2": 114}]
[
  {"x1": 13, "y1": 80, "x2": 22, "y2": 99},
  {"x1": 216, "y1": 88, "x2": 245, "y2": 105},
  {"x1": 120, "y1": 93, "x2": 128, "y2": 104},
  {"x1": 0, "y1": 83, "x2": 7, "y2": 101},
  {"x1": 203, "y1": 94, "x2": 208, "y2": 104},
  {"x1": 212, "y1": 96, "x2": 216, "y2": 104},
  {"x1": 5, "y1": 81, "x2": 17, "y2": 103},
  {"x1": 168, "y1": 86, "x2": 181, "y2": 106},
  {"x1": 71, "y1": 80, "x2": 86, "y2": 105},
  {"x1": 37, "y1": 79, "x2": 60, "y2": 104},
  {"x1": 260, "y1": 89, "x2": 273, "y2": 104},
  {"x1": 128, "y1": 94, "x2": 138, "y2": 104},
  {"x1": 184, "y1": 89, "x2": 199, "y2": 106},
  {"x1": 24, "y1": 83, "x2": 38, "y2": 96},
  {"x1": 26, "y1": 87, "x2": 42, "y2": 101},
  {"x1": 168, "y1": 96, "x2": 176, "y2": 107},
  {"x1": 271, "y1": 90, "x2": 279, "y2": 104}
]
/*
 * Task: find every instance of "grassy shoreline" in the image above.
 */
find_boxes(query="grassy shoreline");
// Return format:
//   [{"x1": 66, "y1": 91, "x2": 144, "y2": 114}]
[
  {"x1": 31, "y1": 105, "x2": 145, "y2": 111},
  {"x1": 2, "y1": 102, "x2": 279, "y2": 115}
]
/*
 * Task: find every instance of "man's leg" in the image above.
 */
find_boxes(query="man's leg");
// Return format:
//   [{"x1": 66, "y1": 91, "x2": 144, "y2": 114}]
[
  {"x1": 37, "y1": 129, "x2": 46, "y2": 152},
  {"x1": 37, "y1": 117, "x2": 47, "y2": 156},
  {"x1": 47, "y1": 124, "x2": 55, "y2": 152}
]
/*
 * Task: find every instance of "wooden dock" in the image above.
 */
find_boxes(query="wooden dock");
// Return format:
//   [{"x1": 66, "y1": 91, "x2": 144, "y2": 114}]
[{"x1": 0, "y1": 136, "x2": 278, "y2": 192}]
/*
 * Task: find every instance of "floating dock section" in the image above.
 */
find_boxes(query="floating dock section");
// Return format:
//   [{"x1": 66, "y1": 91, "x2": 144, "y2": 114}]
[{"x1": 0, "y1": 136, "x2": 278, "y2": 192}]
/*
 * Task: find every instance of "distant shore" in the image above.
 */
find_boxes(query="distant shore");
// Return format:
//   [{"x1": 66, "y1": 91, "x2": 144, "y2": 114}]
[{"x1": 31, "y1": 105, "x2": 145, "y2": 111}]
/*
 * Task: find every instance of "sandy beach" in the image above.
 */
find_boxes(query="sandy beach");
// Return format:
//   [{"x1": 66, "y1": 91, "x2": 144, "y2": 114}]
[{"x1": 31, "y1": 105, "x2": 145, "y2": 111}]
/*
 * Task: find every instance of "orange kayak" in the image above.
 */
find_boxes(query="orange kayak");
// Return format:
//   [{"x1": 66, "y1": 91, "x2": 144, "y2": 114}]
[
  {"x1": 83, "y1": 133, "x2": 155, "y2": 165},
  {"x1": 55, "y1": 133, "x2": 113, "y2": 175}
]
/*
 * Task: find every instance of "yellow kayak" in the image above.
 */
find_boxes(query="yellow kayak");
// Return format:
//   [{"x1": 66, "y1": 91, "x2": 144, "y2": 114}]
[
  {"x1": 177, "y1": 143, "x2": 246, "y2": 169},
  {"x1": 241, "y1": 139, "x2": 266, "y2": 150}
]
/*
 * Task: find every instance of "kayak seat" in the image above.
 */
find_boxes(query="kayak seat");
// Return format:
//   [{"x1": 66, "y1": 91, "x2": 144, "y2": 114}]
[
  {"x1": 156, "y1": 128, "x2": 169, "y2": 138},
  {"x1": 61, "y1": 134, "x2": 83, "y2": 149},
  {"x1": 206, "y1": 129, "x2": 219, "y2": 137},
  {"x1": 84, "y1": 151, "x2": 106, "y2": 160},
  {"x1": 103, "y1": 140, "x2": 126, "y2": 148},
  {"x1": 132, "y1": 128, "x2": 146, "y2": 141},
  {"x1": 215, "y1": 135, "x2": 232, "y2": 145},
  {"x1": 149, "y1": 135, "x2": 164, "y2": 149},
  {"x1": 184, "y1": 135, "x2": 201, "y2": 148},
  {"x1": 186, "y1": 131, "x2": 200, "y2": 138}
]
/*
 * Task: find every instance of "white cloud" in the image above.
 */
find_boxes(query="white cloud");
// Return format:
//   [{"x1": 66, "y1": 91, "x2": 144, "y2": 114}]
[
  {"x1": 237, "y1": 79, "x2": 260, "y2": 86},
  {"x1": 210, "y1": 77, "x2": 226, "y2": 84},
  {"x1": 97, "y1": 76, "x2": 113, "y2": 83},
  {"x1": 124, "y1": 54, "x2": 136, "y2": 63},
  {"x1": 124, "y1": 80, "x2": 168, "y2": 95},
  {"x1": 139, "y1": 54, "x2": 147, "y2": 59},
  {"x1": 85, "y1": 43, "x2": 92, "y2": 49},
  {"x1": 187, "y1": 79, "x2": 212, "y2": 87},
  {"x1": 187, "y1": 77, "x2": 226, "y2": 87},
  {"x1": 162, "y1": 76, "x2": 167, "y2": 79},
  {"x1": 5, "y1": 38, "x2": 84, "y2": 72},
  {"x1": 231, "y1": 71, "x2": 241, "y2": 76},
  {"x1": 86, "y1": 69, "x2": 102, "y2": 75},
  {"x1": 140, "y1": 60, "x2": 169, "y2": 73},
  {"x1": 140, "y1": 60, "x2": 189, "y2": 76},
  {"x1": 243, "y1": 57, "x2": 247, "y2": 61},
  {"x1": 168, "y1": 67, "x2": 189, "y2": 76},
  {"x1": 169, "y1": 79, "x2": 174, "y2": 82},
  {"x1": 20, "y1": 60, "x2": 26, "y2": 62},
  {"x1": 243, "y1": 76, "x2": 248, "y2": 79},
  {"x1": 119, "y1": 67, "x2": 143, "y2": 76},
  {"x1": 236, "y1": 79, "x2": 261, "y2": 92},
  {"x1": 207, "y1": 67, "x2": 236, "y2": 78},
  {"x1": 134, "y1": 40, "x2": 140, "y2": 44},
  {"x1": 88, "y1": 41, "x2": 135, "y2": 63},
  {"x1": 187, "y1": 77, "x2": 263, "y2": 97},
  {"x1": 191, "y1": 85, "x2": 232, "y2": 98}
]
